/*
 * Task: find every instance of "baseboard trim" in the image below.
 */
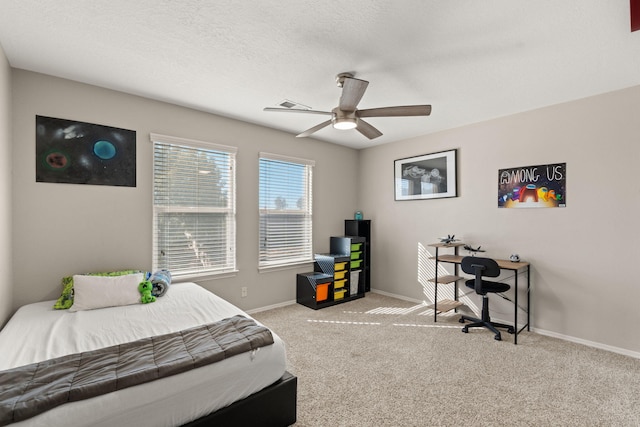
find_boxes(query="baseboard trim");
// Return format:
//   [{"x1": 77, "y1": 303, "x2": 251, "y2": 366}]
[
  {"x1": 532, "y1": 327, "x2": 640, "y2": 359},
  {"x1": 370, "y1": 288, "x2": 424, "y2": 304},
  {"x1": 370, "y1": 288, "x2": 640, "y2": 360},
  {"x1": 246, "y1": 299, "x2": 297, "y2": 315}
]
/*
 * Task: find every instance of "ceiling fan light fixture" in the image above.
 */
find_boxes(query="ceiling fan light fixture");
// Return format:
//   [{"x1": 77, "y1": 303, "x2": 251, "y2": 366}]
[
  {"x1": 263, "y1": 73, "x2": 430, "y2": 140},
  {"x1": 332, "y1": 117, "x2": 358, "y2": 130}
]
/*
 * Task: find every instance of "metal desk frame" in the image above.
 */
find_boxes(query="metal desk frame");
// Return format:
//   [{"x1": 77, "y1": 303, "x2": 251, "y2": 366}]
[{"x1": 431, "y1": 244, "x2": 531, "y2": 344}]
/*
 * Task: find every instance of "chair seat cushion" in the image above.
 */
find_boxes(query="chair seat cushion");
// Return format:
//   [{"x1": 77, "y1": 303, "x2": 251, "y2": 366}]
[{"x1": 465, "y1": 279, "x2": 510, "y2": 294}]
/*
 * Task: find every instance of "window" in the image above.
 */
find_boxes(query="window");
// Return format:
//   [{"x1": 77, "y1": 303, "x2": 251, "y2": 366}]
[
  {"x1": 151, "y1": 133, "x2": 236, "y2": 279},
  {"x1": 259, "y1": 153, "x2": 314, "y2": 268}
]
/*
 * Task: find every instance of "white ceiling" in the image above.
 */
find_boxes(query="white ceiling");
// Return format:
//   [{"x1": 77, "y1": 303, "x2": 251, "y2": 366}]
[{"x1": 1, "y1": 1, "x2": 639, "y2": 149}]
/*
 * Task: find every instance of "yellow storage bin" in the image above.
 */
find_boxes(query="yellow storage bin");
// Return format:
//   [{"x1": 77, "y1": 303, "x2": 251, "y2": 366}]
[
  {"x1": 334, "y1": 279, "x2": 346, "y2": 289},
  {"x1": 350, "y1": 251, "x2": 362, "y2": 260},
  {"x1": 335, "y1": 262, "x2": 347, "y2": 271},
  {"x1": 334, "y1": 289, "x2": 347, "y2": 300},
  {"x1": 334, "y1": 270, "x2": 347, "y2": 280},
  {"x1": 350, "y1": 243, "x2": 362, "y2": 252},
  {"x1": 350, "y1": 260, "x2": 362, "y2": 269}
]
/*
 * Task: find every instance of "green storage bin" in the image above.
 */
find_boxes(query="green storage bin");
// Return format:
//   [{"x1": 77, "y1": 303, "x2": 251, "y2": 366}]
[
  {"x1": 350, "y1": 243, "x2": 362, "y2": 251},
  {"x1": 350, "y1": 251, "x2": 362, "y2": 260},
  {"x1": 350, "y1": 259, "x2": 362, "y2": 269}
]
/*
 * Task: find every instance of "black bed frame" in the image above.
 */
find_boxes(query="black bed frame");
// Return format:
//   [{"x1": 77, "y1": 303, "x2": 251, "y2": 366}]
[{"x1": 181, "y1": 371, "x2": 297, "y2": 427}]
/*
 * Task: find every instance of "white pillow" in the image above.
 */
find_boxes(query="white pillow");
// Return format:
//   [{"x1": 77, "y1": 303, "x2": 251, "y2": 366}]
[{"x1": 69, "y1": 273, "x2": 144, "y2": 311}]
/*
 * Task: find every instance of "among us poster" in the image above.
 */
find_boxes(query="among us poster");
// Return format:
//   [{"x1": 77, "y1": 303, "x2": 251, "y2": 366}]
[
  {"x1": 498, "y1": 163, "x2": 566, "y2": 208},
  {"x1": 36, "y1": 115, "x2": 136, "y2": 187}
]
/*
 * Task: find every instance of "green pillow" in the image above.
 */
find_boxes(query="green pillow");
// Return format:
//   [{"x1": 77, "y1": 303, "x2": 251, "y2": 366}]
[{"x1": 53, "y1": 270, "x2": 144, "y2": 310}]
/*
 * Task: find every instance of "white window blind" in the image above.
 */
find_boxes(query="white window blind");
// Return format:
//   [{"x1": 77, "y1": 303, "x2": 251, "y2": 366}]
[
  {"x1": 151, "y1": 133, "x2": 236, "y2": 278},
  {"x1": 259, "y1": 153, "x2": 314, "y2": 268}
]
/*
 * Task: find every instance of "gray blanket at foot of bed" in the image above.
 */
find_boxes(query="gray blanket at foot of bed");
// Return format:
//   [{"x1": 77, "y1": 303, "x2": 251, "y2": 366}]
[{"x1": 0, "y1": 315, "x2": 274, "y2": 426}]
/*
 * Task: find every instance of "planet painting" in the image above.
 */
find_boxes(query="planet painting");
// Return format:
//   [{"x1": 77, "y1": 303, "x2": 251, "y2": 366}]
[{"x1": 36, "y1": 115, "x2": 136, "y2": 187}]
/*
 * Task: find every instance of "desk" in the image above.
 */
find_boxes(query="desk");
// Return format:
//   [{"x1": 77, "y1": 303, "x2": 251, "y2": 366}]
[{"x1": 430, "y1": 244, "x2": 531, "y2": 344}]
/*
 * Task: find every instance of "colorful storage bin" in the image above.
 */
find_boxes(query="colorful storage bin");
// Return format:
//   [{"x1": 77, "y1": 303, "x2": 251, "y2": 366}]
[
  {"x1": 316, "y1": 283, "x2": 329, "y2": 302},
  {"x1": 334, "y1": 289, "x2": 347, "y2": 300},
  {"x1": 334, "y1": 279, "x2": 346, "y2": 289},
  {"x1": 350, "y1": 243, "x2": 362, "y2": 252},
  {"x1": 350, "y1": 251, "x2": 362, "y2": 260},
  {"x1": 350, "y1": 260, "x2": 362, "y2": 269},
  {"x1": 335, "y1": 262, "x2": 347, "y2": 271},
  {"x1": 334, "y1": 270, "x2": 347, "y2": 280}
]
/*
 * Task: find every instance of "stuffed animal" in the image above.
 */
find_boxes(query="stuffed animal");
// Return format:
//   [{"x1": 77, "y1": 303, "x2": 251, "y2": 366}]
[{"x1": 138, "y1": 280, "x2": 156, "y2": 304}]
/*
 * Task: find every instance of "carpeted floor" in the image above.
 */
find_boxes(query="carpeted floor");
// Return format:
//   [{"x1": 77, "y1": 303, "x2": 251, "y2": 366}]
[{"x1": 252, "y1": 292, "x2": 640, "y2": 427}]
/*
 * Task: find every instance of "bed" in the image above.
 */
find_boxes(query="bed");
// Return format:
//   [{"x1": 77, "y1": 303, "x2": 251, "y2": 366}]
[{"x1": 0, "y1": 281, "x2": 297, "y2": 427}]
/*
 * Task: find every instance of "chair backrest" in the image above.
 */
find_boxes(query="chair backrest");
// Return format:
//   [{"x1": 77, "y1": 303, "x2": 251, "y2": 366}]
[{"x1": 461, "y1": 256, "x2": 500, "y2": 278}]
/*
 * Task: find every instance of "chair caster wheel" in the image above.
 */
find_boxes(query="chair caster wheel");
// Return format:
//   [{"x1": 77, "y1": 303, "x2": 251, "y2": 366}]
[
  {"x1": 458, "y1": 318, "x2": 465, "y2": 324},
  {"x1": 494, "y1": 334, "x2": 502, "y2": 341},
  {"x1": 507, "y1": 327, "x2": 515, "y2": 334},
  {"x1": 462, "y1": 327, "x2": 468, "y2": 333}
]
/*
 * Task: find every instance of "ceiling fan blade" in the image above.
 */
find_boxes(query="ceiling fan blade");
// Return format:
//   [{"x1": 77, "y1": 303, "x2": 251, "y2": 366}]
[
  {"x1": 263, "y1": 107, "x2": 332, "y2": 116},
  {"x1": 356, "y1": 119, "x2": 383, "y2": 140},
  {"x1": 296, "y1": 120, "x2": 332, "y2": 138},
  {"x1": 339, "y1": 77, "x2": 369, "y2": 112},
  {"x1": 358, "y1": 105, "x2": 432, "y2": 118}
]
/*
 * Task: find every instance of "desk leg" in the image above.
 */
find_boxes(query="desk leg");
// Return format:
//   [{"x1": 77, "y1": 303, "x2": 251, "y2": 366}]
[
  {"x1": 527, "y1": 265, "x2": 530, "y2": 331},
  {"x1": 453, "y1": 247, "x2": 459, "y2": 313},
  {"x1": 454, "y1": 280, "x2": 458, "y2": 312},
  {"x1": 434, "y1": 283, "x2": 438, "y2": 323},
  {"x1": 433, "y1": 247, "x2": 438, "y2": 323},
  {"x1": 514, "y1": 273, "x2": 518, "y2": 345}
]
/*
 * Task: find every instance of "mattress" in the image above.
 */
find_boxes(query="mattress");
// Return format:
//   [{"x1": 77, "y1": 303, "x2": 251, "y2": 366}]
[{"x1": 0, "y1": 282, "x2": 287, "y2": 427}]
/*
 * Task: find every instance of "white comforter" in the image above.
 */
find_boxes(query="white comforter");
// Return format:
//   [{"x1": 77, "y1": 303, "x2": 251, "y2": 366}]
[{"x1": 0, "y1": 282, "x2": 287, "y2": 427}]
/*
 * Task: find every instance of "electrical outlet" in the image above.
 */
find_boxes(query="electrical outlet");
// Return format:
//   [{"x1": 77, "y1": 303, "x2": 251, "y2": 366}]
[{"x1": 241, "y1": 287, "x2": 247, "y2": 297}]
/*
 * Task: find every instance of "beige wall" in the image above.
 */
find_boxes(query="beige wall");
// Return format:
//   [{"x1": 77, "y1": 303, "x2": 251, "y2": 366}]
[
  {"x1": 9, "y1": 66, "x2": 640, "y2": 356},
  {"x1": 0, "y1": 44, "x2": 13, "y2": 327},
  {"x1": 11, "y1": 70, "x2": 358, "y2": 312},
  {"x1": 359, "y1": 86, "x2": 640, "y2": 356}
]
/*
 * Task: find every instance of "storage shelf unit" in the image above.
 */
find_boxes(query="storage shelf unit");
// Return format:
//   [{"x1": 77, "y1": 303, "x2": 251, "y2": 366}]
[
  {"x1": 428, "y1": 242, "x2": 465, "y2": 321},
  {"x1": 296, "y1": 223, "x2": 371, "y2": 309},
  {"x1": 297, "y1": 252, "x2": 364, "y2": 310},
  {"x1": 296, "y1": 272, "x2": 333, "y2": 310},
  {"x1": 330, "y1": 236, "x2": 366, "y2": 297},
  {"x1": 345, "y1": 220, "x2": 371, "y2": 292}
]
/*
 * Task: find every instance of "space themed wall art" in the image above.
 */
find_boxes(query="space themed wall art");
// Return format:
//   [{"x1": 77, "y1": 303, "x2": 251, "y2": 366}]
[
  {"x1": 35, "y1": 115, "x2": 136, "y2": 187},
  {"x1": 498, "y1": 163, "x2": 566, "y2": 208},
  {"x1": 394, "y1": 149, "x2": 457, "y2": 201}
]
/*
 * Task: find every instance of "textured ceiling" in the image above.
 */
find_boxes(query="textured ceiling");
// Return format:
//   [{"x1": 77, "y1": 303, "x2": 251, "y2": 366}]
[{"x1": 1, "y1": 1, "x2": 639, "y2": 149}]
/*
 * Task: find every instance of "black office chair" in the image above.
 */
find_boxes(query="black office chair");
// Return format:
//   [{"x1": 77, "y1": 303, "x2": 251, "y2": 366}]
[{"x1": 459, "y1": 256, "x2": 515, "y2": 341}]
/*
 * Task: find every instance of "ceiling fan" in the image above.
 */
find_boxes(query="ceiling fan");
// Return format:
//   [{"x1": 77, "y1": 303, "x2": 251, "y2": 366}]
[{"x1": 264, "y1": 72, "x2": 432, "y2": 140}]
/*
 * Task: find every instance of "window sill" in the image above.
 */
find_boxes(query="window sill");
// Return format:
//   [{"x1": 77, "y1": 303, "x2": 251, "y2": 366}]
[
  {"x1": 258, "y1": 260, "x2": 314, "y2": 274},
  {"x1": 173, "y1": 270, "x2": 239, "y2": 282}
]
